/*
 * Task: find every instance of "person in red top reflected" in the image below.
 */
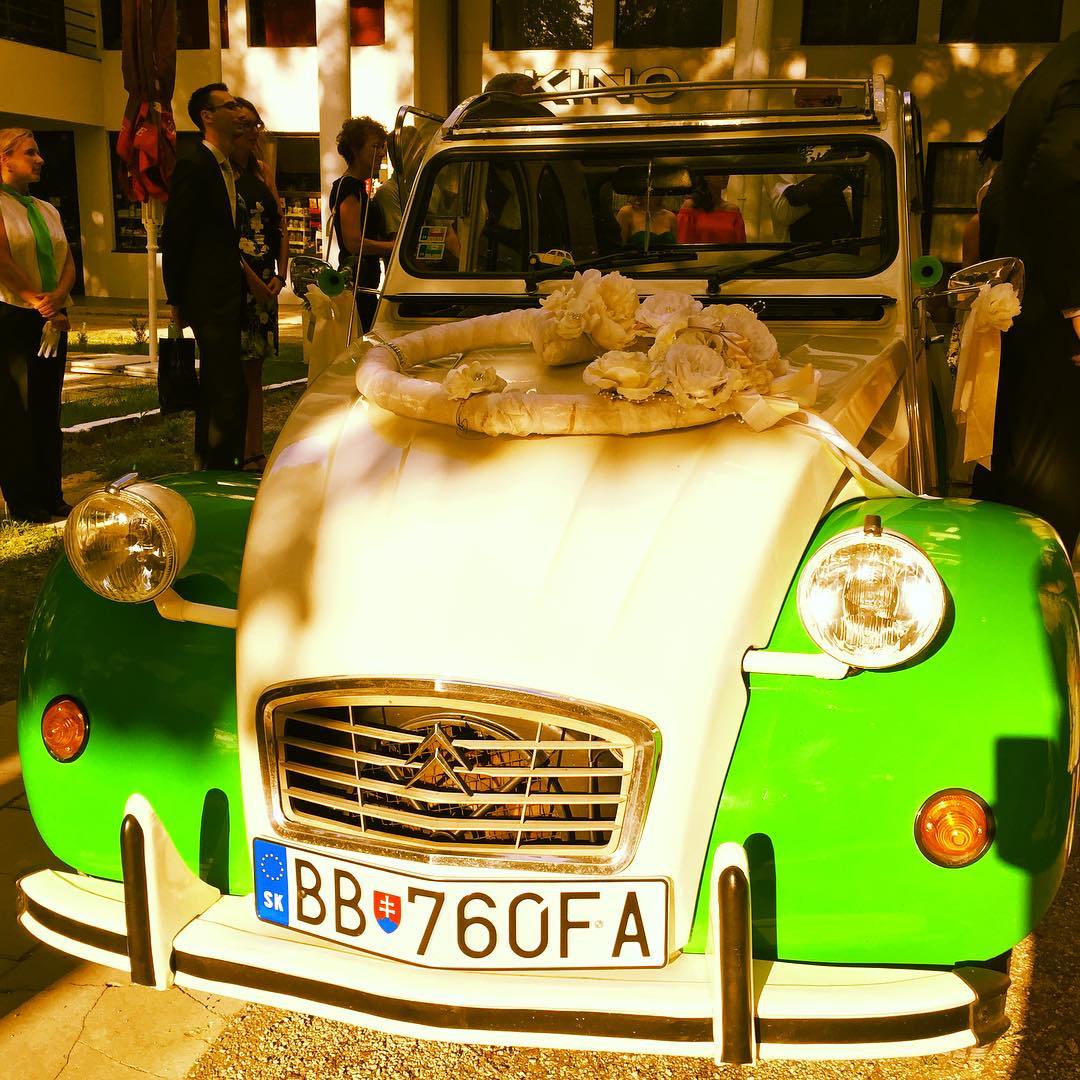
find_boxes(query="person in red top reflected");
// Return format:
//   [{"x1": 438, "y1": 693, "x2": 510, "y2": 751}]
[{"x1": 677, "y1": 174, "x2": 746, "y2": 244}]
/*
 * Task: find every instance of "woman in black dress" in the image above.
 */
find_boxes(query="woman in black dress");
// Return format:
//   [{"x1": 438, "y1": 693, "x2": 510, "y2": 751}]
[
  {"x1": 330, "y1": 117, "x2": 392, "y2": 333},
  {"x1": 230, "y1": 98, "x2": 288, "y2": 470}
]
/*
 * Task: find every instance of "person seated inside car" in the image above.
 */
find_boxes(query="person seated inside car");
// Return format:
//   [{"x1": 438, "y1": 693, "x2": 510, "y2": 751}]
[
  {"x1": 676, "y1": 174, "x2": 746, "y2": 244},
  {"x1": 617, "y1": 195, "x2": 678, "y2": 249}
]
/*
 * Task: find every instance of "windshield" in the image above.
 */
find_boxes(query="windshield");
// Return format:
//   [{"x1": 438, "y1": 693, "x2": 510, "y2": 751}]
[{"x1": 400, "y1": 137, "x2": 897, "y2": 282}]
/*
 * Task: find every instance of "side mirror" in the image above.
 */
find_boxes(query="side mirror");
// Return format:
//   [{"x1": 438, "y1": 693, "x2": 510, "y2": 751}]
[
  {"x1": 946, "y1": 257, "x2": 1024, "y2": 309},
  {"x1": 290, "y1": 256, "x2": 352, "y2": 302}
]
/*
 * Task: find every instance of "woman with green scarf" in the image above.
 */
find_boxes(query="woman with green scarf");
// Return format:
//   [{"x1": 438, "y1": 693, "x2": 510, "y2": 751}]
[{"x1": 0, "y1": 128, "x2": 75, "y2": 524}]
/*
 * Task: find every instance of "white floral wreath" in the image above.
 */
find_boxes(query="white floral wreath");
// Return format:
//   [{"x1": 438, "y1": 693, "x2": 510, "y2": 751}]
[{"x1": 354, "y1": 269, "x2": 818, "y2": 437}]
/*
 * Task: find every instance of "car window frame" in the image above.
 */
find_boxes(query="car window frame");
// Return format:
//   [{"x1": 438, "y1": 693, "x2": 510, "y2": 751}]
[{"x1": 397, "y1": 135, "x2": 901, "y2": 285}]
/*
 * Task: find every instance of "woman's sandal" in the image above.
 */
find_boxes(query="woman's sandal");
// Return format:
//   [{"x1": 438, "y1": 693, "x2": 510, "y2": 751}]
[{"x1": 242, "y1": 454, "x2": 267, "y2": 472}]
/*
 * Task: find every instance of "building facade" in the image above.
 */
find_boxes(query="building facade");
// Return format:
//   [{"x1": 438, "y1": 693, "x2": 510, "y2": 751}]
[{"x1": 0, "y1": 0, "x2": 1074, "y2": 299}]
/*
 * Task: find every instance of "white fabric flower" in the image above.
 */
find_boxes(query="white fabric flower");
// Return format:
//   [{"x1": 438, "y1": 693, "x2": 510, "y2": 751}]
[
  {"x1": 444, "y1": 360, "x2": 507, "y2": 400},
  {"x1": 540, "y1": 269, "x2": 638, "y2": 351},
  {"x1": 588, "y1": 310, "x2": 637, "y2": 351},
  {"x1": 719, "y1": 304, "x2": 783, "y2": 373},
  {"x1": 528, "y1": 310, "x2": 600, "y2": 366},
  {"x1": 239, "y1": 237, "x2": 256, "y2": 255},
  {"x1": 687, "y1": 303, "x2": 731, "y2": 331},
  {"x1": 583, "y1": 349, "x2": 667, "y2": 401},
  {"x1": 664, "y1": 342, "x2": 747, "y2": 409},
  {"x1": 540, "y1": 271, "x2": 597, "y2": 339},
  {"x1": 596, "y1": 271, "x2": 640, "y2": 327},
  {"x1": 974, "y1": 282, "x2": 1021, "y2": 332},
  {"x1": 637, "y1": 291, "x2": 702, "y2": 331}
]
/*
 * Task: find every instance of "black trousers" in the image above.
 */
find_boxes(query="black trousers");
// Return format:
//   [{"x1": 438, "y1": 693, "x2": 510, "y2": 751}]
[
  {"x1": 0, "y1": 302, "x2": 64, "y2": 518},
  {"x1": 972, "y1": 318, "x2": 1080, "y2": 555},
  {"x1": 190, "y1": 307, "x2": 246, "y2": 471}
]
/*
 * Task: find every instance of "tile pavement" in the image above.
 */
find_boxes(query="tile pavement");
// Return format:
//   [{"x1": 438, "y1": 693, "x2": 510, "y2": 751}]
[{"x1": 0, "y1": 700, "x2": 242, "y2": 1079}]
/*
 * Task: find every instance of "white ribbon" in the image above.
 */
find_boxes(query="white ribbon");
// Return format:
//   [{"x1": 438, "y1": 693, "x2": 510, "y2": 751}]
[{"x1": 952, "y1": 282, "x2": 1020, "y2": 470}]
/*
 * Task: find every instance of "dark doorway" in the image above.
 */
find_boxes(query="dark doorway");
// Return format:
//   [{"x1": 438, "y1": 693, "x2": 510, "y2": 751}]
[{"x1": 33, "y1": 130, "x2": 84, "y2": 296}]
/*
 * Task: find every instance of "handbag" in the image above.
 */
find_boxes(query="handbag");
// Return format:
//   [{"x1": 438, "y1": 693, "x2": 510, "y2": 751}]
[{"x1": 157, "y1": 331, "x2": 198, "y2": 413}]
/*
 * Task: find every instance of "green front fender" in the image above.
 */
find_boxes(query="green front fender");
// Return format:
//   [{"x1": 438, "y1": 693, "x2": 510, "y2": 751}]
[
  {"x1": 687, "y1": 497, "x2": 1078, "y2": 965},
  {"x1": 18, "y1": 473, "x2": 257, "y2": 894}
]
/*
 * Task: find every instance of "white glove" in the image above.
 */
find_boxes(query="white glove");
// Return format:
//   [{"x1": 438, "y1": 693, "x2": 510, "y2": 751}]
[{"x1": 38, "y1": 319, "x2": 64, "y2": 358}]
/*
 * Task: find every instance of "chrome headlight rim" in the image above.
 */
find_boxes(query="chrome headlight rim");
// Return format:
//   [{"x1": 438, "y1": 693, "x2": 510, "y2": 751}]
[
  {"x1": 63, "y1": 480, "x2": 195, "y2": 604},
  {"x1": 796, "y1": 521, "x2": 947, "y2": 671}
]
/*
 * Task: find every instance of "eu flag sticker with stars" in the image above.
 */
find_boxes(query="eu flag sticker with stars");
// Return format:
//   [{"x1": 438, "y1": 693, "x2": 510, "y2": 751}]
[{"x1": 254, "y1": 839, "x2": 290, "y2": 927}]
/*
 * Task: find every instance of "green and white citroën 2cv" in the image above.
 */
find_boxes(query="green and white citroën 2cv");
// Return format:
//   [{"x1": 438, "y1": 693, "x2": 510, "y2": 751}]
[{"x1": 15, "y1": 79, "x2": 1079, "y2": 1065}]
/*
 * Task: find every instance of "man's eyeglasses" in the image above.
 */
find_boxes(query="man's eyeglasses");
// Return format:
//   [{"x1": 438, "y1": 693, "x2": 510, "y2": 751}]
[{"x1": 206, "y1": 101, "x2": 242, "y2": 113}]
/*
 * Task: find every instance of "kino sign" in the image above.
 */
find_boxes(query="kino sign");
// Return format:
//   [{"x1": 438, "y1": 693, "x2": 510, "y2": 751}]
[{"x1": 529, "y1": 66, "x2": 681, "y2": 101}]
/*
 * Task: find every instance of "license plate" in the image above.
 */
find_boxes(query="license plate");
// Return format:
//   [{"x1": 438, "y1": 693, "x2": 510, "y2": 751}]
[{"x1": 253, "y1": 838, "x2": 669, "y2": 970}]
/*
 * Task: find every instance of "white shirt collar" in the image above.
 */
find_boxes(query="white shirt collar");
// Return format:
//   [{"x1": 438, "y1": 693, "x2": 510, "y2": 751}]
[{"x1": 203, "y1": 139, "x2": 229, "y2": 168}]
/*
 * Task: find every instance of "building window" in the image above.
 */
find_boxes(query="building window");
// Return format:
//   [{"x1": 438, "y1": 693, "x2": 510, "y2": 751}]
[
  {"x1": 248, "y1": 0, "x2": 314, "y2": 46},
  {"x1": 491, "y1": 0, "x2": 593, "y2": 50},
  {"x1": 923, "y1": 142, "x2": 994, "y2": 265},
  {"x1": 247, "y1": 0, "x2": 384, "y2": 47},
  {"x1": 614, "y1": 0, "x2": 723, "y2": 48},
  {"x1": 109, "y1": 132, "x2": 202, "y2": 253},
  {"x1": 0, "y1": 0, "x2": 66, "y2": 52},
  {"x1": 351, "y1": 0, "x2": 385, "y2": 45},
  {"x1": 801, "y1": 0, "x2": 918, "y2": 45},
  {"x1": 276, "y1": 136, "x2": 323, "y2": 256},
  {"x1": 939, "y1": 0, "x2": 1061, "y2": 43},
  {"x1": 101, "y1": 0, "x2": 228, "y2": 50}
]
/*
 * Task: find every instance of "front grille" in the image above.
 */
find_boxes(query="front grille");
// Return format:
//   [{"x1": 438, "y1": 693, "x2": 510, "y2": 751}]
[{"x1": 259, "y1": 680, "x2": 659, "y2": 871}]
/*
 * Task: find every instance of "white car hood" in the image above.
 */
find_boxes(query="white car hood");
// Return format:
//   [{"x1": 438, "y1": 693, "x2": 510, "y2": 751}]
[{"x1": 237, "y1": 338, "x2": 902, "y2": 942}]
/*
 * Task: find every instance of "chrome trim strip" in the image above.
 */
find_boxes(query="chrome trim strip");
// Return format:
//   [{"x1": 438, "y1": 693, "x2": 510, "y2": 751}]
[{"x1": 257, "y1": 678, "x2": 660, "y2": 874}]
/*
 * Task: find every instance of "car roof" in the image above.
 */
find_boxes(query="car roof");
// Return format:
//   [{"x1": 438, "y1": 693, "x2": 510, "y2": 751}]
[{"x1": 441, "y1": 77, "x2": 888, "y2": 143}]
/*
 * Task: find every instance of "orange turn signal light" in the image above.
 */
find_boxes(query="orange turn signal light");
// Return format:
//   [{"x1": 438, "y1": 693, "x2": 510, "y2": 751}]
[
  {"x1": 915, "y1": 788, "x2": 993, "y2": 868},
  {"x1": 41, "y1": 697, "x2": 89, "y2": 763}
]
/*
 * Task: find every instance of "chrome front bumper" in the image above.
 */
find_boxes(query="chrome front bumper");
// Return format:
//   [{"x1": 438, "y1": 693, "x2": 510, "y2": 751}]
[{"x1": 16, "y1": 797, "x2": 1009, "y2": 1063}]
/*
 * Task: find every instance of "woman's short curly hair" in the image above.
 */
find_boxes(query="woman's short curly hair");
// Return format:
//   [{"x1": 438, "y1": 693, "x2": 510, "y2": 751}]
[{"x1": 336, "y1": 116, "x2": 387, "y2": 166}]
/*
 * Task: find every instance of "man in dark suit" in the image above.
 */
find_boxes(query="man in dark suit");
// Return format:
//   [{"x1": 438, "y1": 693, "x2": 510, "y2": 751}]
[
  {"x1": 978, "y1": 34, "x2": 1080, "y2": 552},
  {"x1": 161, "y1": 83, "x2": 246, "y2": 470}
]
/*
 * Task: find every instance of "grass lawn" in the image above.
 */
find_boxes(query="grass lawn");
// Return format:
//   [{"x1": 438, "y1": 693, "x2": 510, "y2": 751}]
[
  {"x1": 0, "y1": 384, "x2": 304, "y2": 702},
  {"x1": 60, "y1": 343, "x2": 306, "y2": 428}
]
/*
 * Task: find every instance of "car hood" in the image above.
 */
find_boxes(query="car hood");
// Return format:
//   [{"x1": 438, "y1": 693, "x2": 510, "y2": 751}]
[{"x1": 237, "y1": 337, "x2": 901, "y2": 942}]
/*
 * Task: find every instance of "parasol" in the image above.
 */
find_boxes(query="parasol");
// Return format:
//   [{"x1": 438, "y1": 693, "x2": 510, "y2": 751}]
[{"x1": 115, "y1": 0, "x2": 178, "y2": 365}]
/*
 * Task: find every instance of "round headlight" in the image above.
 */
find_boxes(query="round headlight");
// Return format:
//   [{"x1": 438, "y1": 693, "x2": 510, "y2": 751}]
[
  {"x1": 796, "y1": 518, "x2": 946, "y2": 670},
  {"x1": 63, "y1": 481, "x2": 195, "y2": 603}
]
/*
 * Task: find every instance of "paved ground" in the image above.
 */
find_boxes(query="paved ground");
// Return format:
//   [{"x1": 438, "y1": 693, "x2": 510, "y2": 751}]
[{"x1": 0, "y1": 700, "x2": 247, "y2": 1079}]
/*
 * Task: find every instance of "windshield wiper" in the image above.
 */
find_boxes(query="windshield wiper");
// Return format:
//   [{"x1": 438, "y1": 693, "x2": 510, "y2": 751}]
[
  {"x1": 707, "y1": 235, "x2": 884, "y2": 292},
  {"x1": 525, "y1": 248, "x2": 697, "y2": 291}
]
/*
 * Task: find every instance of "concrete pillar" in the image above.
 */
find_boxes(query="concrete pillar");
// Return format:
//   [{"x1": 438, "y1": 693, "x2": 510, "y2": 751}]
[
  {"x1": 732, "y1": 0, "x2": 773, "y2": 84},
  {"x1": 730, "y1": 0, "x2": 774, "y2": 241},
  {"x1": 207, "y1": 0, "x2": 223, "y2": 83},
  {"x1": 316, "y1": 0, "x2": 352, "y2": 251}
]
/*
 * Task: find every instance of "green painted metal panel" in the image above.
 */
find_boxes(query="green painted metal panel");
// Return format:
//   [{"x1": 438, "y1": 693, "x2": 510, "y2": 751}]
[
  {"x1": 686, "y1": 497, "x2": 1078, "y2": 965},
  {"x1": 18, "y1": 473, "x2": 257, "y2": 893}
]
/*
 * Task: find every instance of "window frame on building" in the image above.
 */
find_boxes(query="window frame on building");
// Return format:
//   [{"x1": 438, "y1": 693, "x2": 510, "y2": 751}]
[
  {"x1": 490, "y1": 0, "x2": 594, "y2": 51},
  {"x1": 922, "y1": 141, "x2": 995, "y2": 267},
  {"x1": 613, "y1": 0, "x2": 724, "y2": 49},
  {"x1": 246, "y1": 0, "x2": 385, "y2": 47},
  {"x1": 938, "y1": 0, "x2": 1062, "y2": 44},
  {"x1": 101, "y1": 0, "x2": 228, "y2": 50},
  {"x1": 800, "y1": 0, "x2": 919, "y2": 46}
]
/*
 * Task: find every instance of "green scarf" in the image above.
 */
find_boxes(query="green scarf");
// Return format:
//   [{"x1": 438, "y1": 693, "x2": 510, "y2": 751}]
[{"x1": 0, "y1": 183, "x2": 57, "y2": 292}]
